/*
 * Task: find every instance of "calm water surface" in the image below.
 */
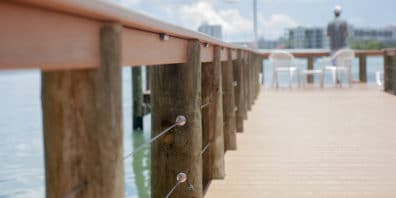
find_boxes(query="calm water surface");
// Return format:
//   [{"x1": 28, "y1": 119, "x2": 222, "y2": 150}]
[
  {"x1": 0, "y1": 68, "x2": 151, "y2": 198},
  {"x1": 0, "y1": 57, "x2": 383, "y2": 197}
]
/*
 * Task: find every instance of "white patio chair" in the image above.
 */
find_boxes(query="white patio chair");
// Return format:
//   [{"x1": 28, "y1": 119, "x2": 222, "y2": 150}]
[
  {"x1": 321, "y1": 49, "x2": 355, "y2": 87},
  {"x1": 300, "y1": 59, "x2": 324, "y2": 88},
  {"x1": 270, "y1": 51, "x2": 300, "y2": 88}
]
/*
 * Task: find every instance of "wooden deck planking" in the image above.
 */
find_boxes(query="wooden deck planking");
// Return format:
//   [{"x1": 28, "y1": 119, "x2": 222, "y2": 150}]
[{"x1": 206, "y1": 85, "x2": 396, "y2": 197}]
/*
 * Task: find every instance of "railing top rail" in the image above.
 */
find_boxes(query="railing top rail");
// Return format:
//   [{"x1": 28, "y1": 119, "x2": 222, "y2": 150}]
[
  {"x1": 11, "y1": 0, "x2": 256, "y2": 53},
  {"x1": 260, "y1": 50, "x2": 384, "y2": 58}
]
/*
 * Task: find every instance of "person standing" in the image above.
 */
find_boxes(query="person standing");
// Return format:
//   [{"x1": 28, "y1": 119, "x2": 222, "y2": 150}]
[{"x1": 327, "y1": 5, "x2": 349, "y2": 54}]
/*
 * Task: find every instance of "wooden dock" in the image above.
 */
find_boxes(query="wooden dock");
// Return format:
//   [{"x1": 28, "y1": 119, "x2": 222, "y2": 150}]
[{"x1": 207, "y1": 85, "x2": 396, "y2": 197}]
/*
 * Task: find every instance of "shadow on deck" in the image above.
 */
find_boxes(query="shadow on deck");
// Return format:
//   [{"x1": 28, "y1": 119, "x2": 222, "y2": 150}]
[{"x1": 206, "y1": 84, "x2": 396, "y2": 197}]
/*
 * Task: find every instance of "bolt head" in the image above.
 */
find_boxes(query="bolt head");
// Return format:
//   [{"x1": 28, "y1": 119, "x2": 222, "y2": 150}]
[
  {"x1": 176, "y1": 172, "x2": 187, "y2": 183},
  {"x1": 175, "y1": 115, "x2": 187, "y2": 126}
]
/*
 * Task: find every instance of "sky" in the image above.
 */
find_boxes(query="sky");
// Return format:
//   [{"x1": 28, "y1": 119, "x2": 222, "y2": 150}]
[{"x1": 109, "y1": 0, "x2": 396, "y2": 42}]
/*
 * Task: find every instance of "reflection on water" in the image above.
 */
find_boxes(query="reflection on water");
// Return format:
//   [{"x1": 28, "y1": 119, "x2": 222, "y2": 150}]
[{"x1": 132, "y1": 131, "x2": 151, "y2": 198}]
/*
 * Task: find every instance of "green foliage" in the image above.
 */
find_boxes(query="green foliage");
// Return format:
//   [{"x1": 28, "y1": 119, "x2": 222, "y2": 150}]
[{"x1": 349, "y1": 39, "x2": 396, "y2": 50}]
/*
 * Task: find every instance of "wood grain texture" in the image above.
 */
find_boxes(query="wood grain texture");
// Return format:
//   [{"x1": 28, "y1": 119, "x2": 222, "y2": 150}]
[
  {"x1": 233, "y1": 50, "x2": 244, "y2": 133},
  {"x1": 202, "y1": 46, "x2": 226, "y2": 189},
  {"x1": 242, "y1": 53, "x2": 249, "y2": 120},
  {"x1": 0, "y1": 2, "x2": 100, "y2": 70},
  {"x1": 207, "y1": 85, "x2": 396, "y2": 197},
  {"x1": 132, "y1": 66, "x2": 144, "y2": 130},
  {"x1": 150, "y1": 40, "x2": 203, "y2": 198},
  {"x1": 222, "y1": 49, "x2": 237, "y2": 151},
  {"x1": 359, "y1": 55, "x2": 367, "y2": 83},
  {"x1": 307, "y1": 56, "x2": 314, "y2": 83},
  {"x1": 41, "y1": 24, "x2": 124, "y2": 198}
]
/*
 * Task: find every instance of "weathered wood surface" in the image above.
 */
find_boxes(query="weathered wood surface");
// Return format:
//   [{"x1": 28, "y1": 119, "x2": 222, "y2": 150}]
[
  {"x1": 221, "y1": 49, "x2": 237, "y2": 151},
  {"x1": 41, "y1": 24, "x2": 124, "y2": 198},
  {"x1": 242, "y1": 53, "x2": 249, "y2": 120},
  {"x1": 150, "y1": 40, "x2": 203, "y2": 198},
  {"x1": 132, "y1": 66, "x2": 144, "y2": 130},
  {"x1": 202, "y1": 46, "x2": 226, "y2": 189},
  {"x1": 233, "y1": 50, "x2": 244, "y2": 133},
  {"x1": 307, "y1": 56, "x2": 314, "y2": 83},
  {"x1": 207, "y1": 85, "x2": 396, "y2": 197},
  {"x1": 359, "y1": 55, "x2": 367, "y2": 83},
  {"x1": 384, "y1": 49, "x2": 396, "y2": 94}
]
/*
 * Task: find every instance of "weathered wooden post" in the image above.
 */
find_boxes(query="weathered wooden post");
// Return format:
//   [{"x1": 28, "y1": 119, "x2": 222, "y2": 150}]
[
  {"x1": 202, "y1": 46, "x2": 225, "y2": 189},
  {"x1": 41, "y1": 24, "x2": 124, "y2": 198},
  {"x1": 260, "y1": 56, "x2": 264, "y2": 85},
  {"x1": 384, "y1": 49, "x2": 396, "y2": 94},
  {"x1": 222, "y1": 48, "x2": 237, "y2": 151},
  {"x1": 151, "y1": 40, "x2": 203, "y2": 197},
  {"x1": 255, "y1": 55, "x2": 261, "y2": 100},
  {"x1": 243, "y1": 51, "x2": 249, "y2": 120},
  {"x1": 248, "y1": 53, "x2": 254, "y2": 109},
  {"x1": 132, "y1": 66, "x2": 144, "y2": 130},
  {"x1": 145, "y1": 66, "x2": 151, "y2": 91},
  {"x1": 307, "y1": 56, "x2": 314, "y2": 83},
  {"x1": 359, "y1": 54, "x2": 367, "y2": 83},
  {"x1": 233, "y1": 50, "x2": 244, "y2": 133}
]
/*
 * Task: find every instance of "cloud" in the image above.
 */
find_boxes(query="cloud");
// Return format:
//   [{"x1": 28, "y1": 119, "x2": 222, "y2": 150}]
[
  {"x1": 259, "y1": 14, "x2": 299, "y2": 40},
  {"x1": 178, "y1": 1, "x2": 252, "y2": 41},
  {"x1": 109, "y1": 0, "x2": 141, "y2": 8}
]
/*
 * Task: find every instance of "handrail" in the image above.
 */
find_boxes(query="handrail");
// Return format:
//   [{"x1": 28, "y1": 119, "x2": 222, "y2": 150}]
[
  {"x1": 10, "y1": 0, "x2": 256, "y2": 52},
  {"x1": 0, "y1": 0, "x2": 386, "y2": 71},
  {"x1": 261, "y1": 50, "x2": 384, "y2": 58}
]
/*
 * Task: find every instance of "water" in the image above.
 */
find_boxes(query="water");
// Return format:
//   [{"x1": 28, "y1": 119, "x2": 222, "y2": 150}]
[
  {"x1": 0, "y1": 57, "x2": 384, "y2": 197},
  {"x1": 0, "y1": 68, "x2": 151, "y2": 198}
]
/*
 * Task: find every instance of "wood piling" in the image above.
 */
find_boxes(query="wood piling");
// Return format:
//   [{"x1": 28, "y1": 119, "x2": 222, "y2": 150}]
[
  {"x1": 202, "y1": 46, "x2": 226, "y2": 189},
  {"x1": 242, "y1": 52, "x2": 249, "y2": 120},
  {"x1": 41, "y1": 24, "x2": 124, "y2": 198},
  {"x1": 150, "y1": 40, "x2": 203, "y2": 198},
  {"x1": 132, "y1": 66, "x2": 144, "y2": 130},
  {"x1": 221, "y1": 49, "x2": 237, "y2": 151},
  {"x1": 307, "y1": 56, "x2": 314, "y2": 83},
  {"x1": 359, "y1": 55, "x2": 367, "y2": 83},
  {"x1": 233, "y1": 50, "x2": 244, "y2": 133},
  {"x1": 384, "y1": 49, "x2": 396, "y2": 94}
]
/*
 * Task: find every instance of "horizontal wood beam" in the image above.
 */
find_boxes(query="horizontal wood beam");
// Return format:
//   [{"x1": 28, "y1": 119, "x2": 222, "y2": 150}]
[
  {"x1": 122, "y1": 27, "x2": 188, "y2": 66},
  {"x1": 0, "y1": 2, "x2": 100, "y2": 70}
]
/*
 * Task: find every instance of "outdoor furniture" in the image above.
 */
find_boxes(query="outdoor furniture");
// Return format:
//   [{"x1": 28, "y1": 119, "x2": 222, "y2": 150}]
[
  {"x1": 321, "y1": 49, "x2": 355, "y2": 87},
  {"x1": 270, "y1": 51, "x2": 300, "y2": 88}
]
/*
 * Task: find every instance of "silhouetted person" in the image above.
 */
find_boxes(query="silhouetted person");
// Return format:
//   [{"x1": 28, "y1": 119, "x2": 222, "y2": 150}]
[{"x1": 327, "y1": 5, "x2": 348, "y2": 54}]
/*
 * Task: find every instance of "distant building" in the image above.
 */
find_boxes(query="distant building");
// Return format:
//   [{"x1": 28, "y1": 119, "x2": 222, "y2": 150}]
[
  {"x1": 287, "y1": 27, "x2": 329, "y2": 49},
  {"x1": 257, "y1": 37, "x2": 288, "y2": 49},
  {"x1": 198, "y1": 23, "x2": 222, "y2": 40},
  {"x1": 349, "y1": 26, "x2": 396, "y2": 42}
]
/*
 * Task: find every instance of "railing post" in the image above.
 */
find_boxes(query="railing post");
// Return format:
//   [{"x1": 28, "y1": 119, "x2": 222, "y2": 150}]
[
  {"x1": 150, "y1": 40, "x2": 203, "y2": 197},
  {"x1": 222, "y1": 48, "x2": 237, "y2": 151},
  {"x1": 145, "y1": 66, "x2": 151, "y2": 91},
  {"x1": 233, "y1": 50, "x2": 244, "y2": 133},
  {"x1": 132, "y1": 66, "x2": 144, "y2": 130},
  {"x1": 307, "y1": 56, "x2": 314, "y2": 83},
  {"x1": 384, "y1": 49, "x2": 396, "y2": 94},
  {"x1": 202, "y1": 46, "x2": 225, "y2": 189},
  {"x1": 248, "y1": 53, "x2": 254, "y2": 109},
  {"x1": 359, "y1": 54, "x2": 367, "y2": 83},
  {"x1": 41, "y1": 24, "x2": 124, "y2": 198},
  {"x1": 243, "y1": 51, "x2": 249, "y2": 120}
]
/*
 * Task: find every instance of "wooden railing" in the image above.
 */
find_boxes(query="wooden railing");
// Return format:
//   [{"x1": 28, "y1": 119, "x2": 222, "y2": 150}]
[
  {"x1": 1, "y1": 1, "x2": 394, "y2": 198},
  {"x1": 1, "y1": 1, "x2": 262, "y2": 198},
  {"x1": 261, "y1": 50, "x2": 384, "y2": 83}
]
